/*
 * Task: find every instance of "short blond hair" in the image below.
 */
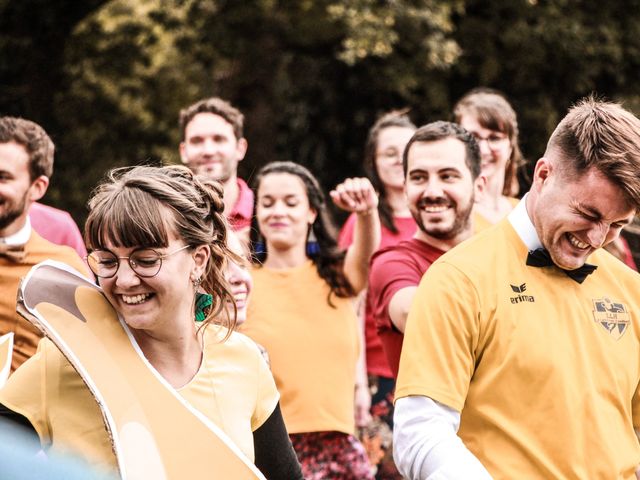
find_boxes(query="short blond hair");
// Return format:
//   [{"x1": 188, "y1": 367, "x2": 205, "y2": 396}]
[{"x1": 546, "y1": 96, "x2": 640, "y2": 208}]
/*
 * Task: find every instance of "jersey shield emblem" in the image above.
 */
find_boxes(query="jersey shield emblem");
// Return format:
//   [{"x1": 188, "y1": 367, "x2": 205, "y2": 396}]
[{"x1": 592, "y1": 297, "x2": 630, "y2": 340}]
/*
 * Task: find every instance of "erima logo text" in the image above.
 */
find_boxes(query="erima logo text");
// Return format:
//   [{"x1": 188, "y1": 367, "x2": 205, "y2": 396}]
[{"x1": 510, "y1": 283, "x2": 535, "y2": 304}]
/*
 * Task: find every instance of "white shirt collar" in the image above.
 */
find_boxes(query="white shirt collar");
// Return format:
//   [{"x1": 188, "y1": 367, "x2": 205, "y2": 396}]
[
  {"x1": 507, "y1": 194, "x2": 542, "y2": 252},
  {"x1": 0, "y1": 217, "x2": 32, "y2": 246}
]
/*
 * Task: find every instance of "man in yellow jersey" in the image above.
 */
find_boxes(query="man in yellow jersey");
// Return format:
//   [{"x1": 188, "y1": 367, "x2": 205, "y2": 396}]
[{"x1": 394, "y1": 97, "x2": 640, "y2": 479}]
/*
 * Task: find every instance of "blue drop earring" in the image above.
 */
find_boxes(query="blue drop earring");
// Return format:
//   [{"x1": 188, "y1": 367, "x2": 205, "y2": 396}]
[{"x1": 306, "y1": 224, "x2": 320, "y2": 257}]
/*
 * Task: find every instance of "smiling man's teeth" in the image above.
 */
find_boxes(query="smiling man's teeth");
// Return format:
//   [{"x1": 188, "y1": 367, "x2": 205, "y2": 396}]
[
  {"x1": 568, "y1": 234, "x2": 589, "y2": 249},
  {"x1": 423, "y1": 205, "x2": 448, "y2": 213},
  {"x1": 122, "y1": 293, "x2": 151, "y2": 304}
]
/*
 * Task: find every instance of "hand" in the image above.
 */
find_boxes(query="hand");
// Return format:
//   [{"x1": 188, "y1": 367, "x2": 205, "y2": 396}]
[
  {"x1": 330, "y1": 177, "x2": 378, "y2": 214},
  {"x1": 354, "y1": 383, "x2": 372, "y2": 428}
]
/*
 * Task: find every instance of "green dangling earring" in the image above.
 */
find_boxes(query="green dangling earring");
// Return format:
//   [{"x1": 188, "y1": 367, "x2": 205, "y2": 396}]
[
  {"x1": 194, "y1": 292, "x2": 213, "y2": 322},
  {"x1": 192, "y1": 277, "x2": 212, "y2": 322}
]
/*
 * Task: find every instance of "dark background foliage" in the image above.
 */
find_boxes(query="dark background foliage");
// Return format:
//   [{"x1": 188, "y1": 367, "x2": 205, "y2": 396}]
[{"x1": 2, "y1": 0, "x2": 639, "y2": 235}]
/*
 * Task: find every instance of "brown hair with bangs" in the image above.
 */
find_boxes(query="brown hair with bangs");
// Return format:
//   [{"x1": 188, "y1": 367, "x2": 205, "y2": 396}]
[
  {"x1": 453, "y1": 88, "x2": 525, "y2": 196},
  {"x1": 85, "y1": 165, "x2": 240, "y2": 335},
  {"x1": 545, "y1": 96, "x2": 640, "y2": 208}
]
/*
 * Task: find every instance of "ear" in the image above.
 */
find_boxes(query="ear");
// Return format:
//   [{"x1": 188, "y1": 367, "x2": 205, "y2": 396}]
[
  {"x1": 190, "y1": 244, "x2": 211, "y2": 282},
  {"x1": 28, "y1": 175, "x2": 49, "y2": 202},
  {"x1": 473, "y1": 173, "x2": 487, "y2": 204},
  {"x1": 307, "y1": 207, "x2": 318, "y2": 226},
  {"x1": 179, "y1": 142, "x2": 188, "y2": 165},
  {"x1": 236, "y1": 138, "x2": 248, "y2": 162},
  {"x1": 531, "y1": 157, "x2": 551, "y2": 192}
]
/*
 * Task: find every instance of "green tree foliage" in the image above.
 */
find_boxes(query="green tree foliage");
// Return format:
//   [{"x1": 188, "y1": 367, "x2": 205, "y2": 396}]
[
  {"x1": 1, "y1": 0, "x2": 639, "y2": 225},
  {"x1": 49, "y1": 0, "x2": 463, "y2": 221}
]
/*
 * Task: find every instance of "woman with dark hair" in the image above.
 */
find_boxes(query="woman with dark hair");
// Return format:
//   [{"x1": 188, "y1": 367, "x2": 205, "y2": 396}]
[
  {"x1": 337, "y1": 111, "x2": 417, "y2": 479},
  {"x1": 243, "y1": 161, "x2": 380, "y2": 479},
  {"x1": 0, "y1": 165, "x2": 303, "y2": 479},
  {"x1": 339, "y1": 110, "x2": 417, "y2": 246},
  {"x1": 453, "y1": 88, "x2": 525, "y2": 229}
]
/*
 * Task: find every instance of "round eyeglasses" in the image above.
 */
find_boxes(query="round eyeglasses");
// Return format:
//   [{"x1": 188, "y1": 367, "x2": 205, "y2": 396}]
[
  {"x1": 471, "y1": 132, "x2": 509, "y2": 150},
  {"x1": 86, "y1": 245, "x2": 191, "y2": 279}
]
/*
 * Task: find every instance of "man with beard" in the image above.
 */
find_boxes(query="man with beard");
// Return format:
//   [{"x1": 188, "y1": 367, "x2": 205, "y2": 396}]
[
  {"x1": 367, "y1": 121, "x2": 484, "y2": 380},
  {"x1": 0, "y1": 116, "x2": 88, "y2": 370},
  {"x1": 362, "y1": 122, "x2": 483, "y2": 480},
  {"x1": 394, "y1": 98, "x2": 640, "y2": 479},
  {"x1": 179, "y1": 98, "x2": 252, "y2": 246}
]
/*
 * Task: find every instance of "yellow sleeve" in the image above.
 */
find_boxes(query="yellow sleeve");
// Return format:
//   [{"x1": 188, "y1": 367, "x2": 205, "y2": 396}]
[
  {"x1": 395, "y1": 260, "x2": 482, "y2": 412},
  {"x1": 251, "y1": 342, "x2": 280, "y2": 431},
  {"x1": 0, "y1": 338, "x2": 52, "y2": 446}
]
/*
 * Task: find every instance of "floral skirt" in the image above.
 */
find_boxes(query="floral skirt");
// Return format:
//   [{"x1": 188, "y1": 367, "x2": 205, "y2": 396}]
[
  {"x1": 289, "y1": 431, "x2": 374, "y2": 480},
  {"x1": 358, "y1": 375, "x2": 402, "y2": 479}
]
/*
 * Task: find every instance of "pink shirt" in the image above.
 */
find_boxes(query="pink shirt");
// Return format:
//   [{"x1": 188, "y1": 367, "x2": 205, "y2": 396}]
[
  {"x1": 228, "y1": 178, "x2": 254, "y2": 232},
  {"x1": 338, "y1": 213, "x2": 416, "y2": 378},
  {"x1": 29, "y1": 202, "x2": 87, "y2": 258}
]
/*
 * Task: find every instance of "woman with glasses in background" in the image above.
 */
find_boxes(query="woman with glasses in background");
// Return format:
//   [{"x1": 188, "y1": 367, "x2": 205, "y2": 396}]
[
  {"x1": 337, "y1": 111, "x2": 416, "y2": 479},
  {"x1": 0, "y1": 165, "x2": 303, "y2": 479},
  {"x1": 453, "y1": 88, "x2": 525, "y2": 230}
]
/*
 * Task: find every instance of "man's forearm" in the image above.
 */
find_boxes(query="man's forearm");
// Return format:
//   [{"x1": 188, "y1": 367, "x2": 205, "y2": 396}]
[{"x1": 393, "y1": 396, "x2": 492, "y2": 479}]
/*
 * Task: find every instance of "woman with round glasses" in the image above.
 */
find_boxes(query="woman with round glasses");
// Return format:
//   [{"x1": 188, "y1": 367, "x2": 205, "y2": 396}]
[
  {"x1": 453, "y1": 88, "x2": 526, "y2": 230},
  {"x1": 0, "y1": 165, "x2": 303, "y2": 478}
]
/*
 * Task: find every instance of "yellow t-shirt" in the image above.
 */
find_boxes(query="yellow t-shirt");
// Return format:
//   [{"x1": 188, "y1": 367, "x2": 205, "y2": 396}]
[
  {"x1": 242, "y1": 260, "x2": 359, "y2": 435},
  {"x1": 0, "y1": 326, "x2": 279, "y2": 469},
  {"x1": 396, "y1": 220, "x2": 640, "y2": 479}
]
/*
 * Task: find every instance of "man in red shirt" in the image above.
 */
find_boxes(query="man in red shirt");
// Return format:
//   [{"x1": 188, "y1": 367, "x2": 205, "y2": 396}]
[
  {"x1": 369, "y1": 121, "x2": 484, "y2": 378},
  {"x1": 362, "y1": 121, "x2": 483, "y2": 479},
  {"x1": 179, "y1": 97, "x2": 253, "y2": 246}
]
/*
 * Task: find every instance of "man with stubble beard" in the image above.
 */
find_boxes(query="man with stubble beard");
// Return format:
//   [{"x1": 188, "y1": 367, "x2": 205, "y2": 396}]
[
  {"x1": 364, "y1": 121, "x2": 484, "y2": 480},
  {"x1": 0, "y1": 116, "x2": 89, "y2": 371},
  {"x1": 368, "y1": 121, "x2": 484, "y2": 378},
  {"x1": 179, "y1": 97, "x2": 252, "y2": 247}
]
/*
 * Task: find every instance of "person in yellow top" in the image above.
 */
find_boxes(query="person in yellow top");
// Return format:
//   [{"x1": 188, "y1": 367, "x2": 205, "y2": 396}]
[
  {"x1": 454, "y1": 88, "x2": 525, "y2": 230},
  {"x1": 0, "y1": 165, "x2": 303, "y2": 479},
  {"x1": 242, "y1": 161, "x2": 381, "y2": 479},
  {"x1": 394, "y1": 97, "x2": 640, "y2": 479}
]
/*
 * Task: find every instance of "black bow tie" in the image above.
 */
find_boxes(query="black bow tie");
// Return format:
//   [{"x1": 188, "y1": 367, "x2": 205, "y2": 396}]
[{"x1": 526, "y1": 248, "x2": 597, "y2": 284}]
